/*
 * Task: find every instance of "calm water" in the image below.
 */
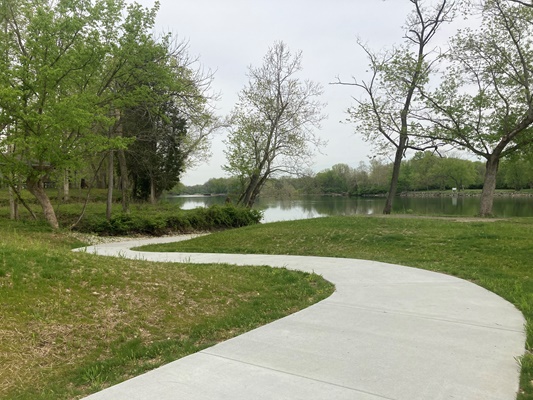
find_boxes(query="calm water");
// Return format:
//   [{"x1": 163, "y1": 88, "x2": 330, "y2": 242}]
[{"x1": 167, "y1": 195, "x2": 533, "y2": 223}]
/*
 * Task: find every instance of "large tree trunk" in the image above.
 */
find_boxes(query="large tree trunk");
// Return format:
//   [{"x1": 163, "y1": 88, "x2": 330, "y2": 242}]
[
  {"x1": 248, "y1": 174, "x2": 269, "y2": 207},
  {"x1": 479, "y1": 155, "x2": 500, "y2": 217},
  {"x1": 383, "y1": 140, "x2": 406, "y2": 215},
  {"x1": 26, "y1": 176, "x2": 59, "y2": 229},
  {"x1": 239, "y1": 173, "x2": 261, "y2": 207}
]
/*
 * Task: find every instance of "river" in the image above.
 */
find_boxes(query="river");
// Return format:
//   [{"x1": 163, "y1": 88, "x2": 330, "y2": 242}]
[{"x1": 166, "y1": 195, "x2": 533, "y2": 223}]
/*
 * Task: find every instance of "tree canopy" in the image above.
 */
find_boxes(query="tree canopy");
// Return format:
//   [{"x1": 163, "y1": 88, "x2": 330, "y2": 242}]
[
  {"x1": 420, "y1": 0, "x2": 533, "y2": 215},
  {"x1": 0, "y1": 0, "x2": 218, "y2": 227},
  {"x1": 224, "y1": 41, "x2": 325, "y2": 207},
  {"x1": 338, "y1": 0, "x2": 455, "y2": 214}
]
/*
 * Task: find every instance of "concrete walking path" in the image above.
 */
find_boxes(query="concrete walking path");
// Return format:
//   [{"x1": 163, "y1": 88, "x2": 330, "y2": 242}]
[{"x1": 76, "y1": 236, "x2": 526, "y2": 400}]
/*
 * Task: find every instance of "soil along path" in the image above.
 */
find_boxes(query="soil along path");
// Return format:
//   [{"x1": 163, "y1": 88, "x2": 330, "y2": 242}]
[{"x1": 76, "y1": 236, "x2": 525, "y2": 400}]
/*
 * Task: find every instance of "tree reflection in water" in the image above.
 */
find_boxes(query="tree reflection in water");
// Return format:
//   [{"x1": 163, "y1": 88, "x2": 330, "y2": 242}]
[{"x1": 167, "y1": 195, "x2": 533, "y2": 222}]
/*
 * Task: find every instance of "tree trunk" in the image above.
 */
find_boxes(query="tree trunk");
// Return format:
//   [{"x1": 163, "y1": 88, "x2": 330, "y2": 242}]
[
  {"x1": 383, "y1": 140, "x2": 406, "y2": 215},
  {"x1": 9, "y1": 181, "x2": 38, "y2": 220},
  {"x1": 26, "y1": 176, "x2": 59, "y2": 229},
  {"x1": 115, "y1": 113, "x2": 129, "y2": 213},
  {"x1": 9, "y1": 186, "x2": 18, "y2": 220},
  {"x1": 479, "y1": 155, "x2": 500, "y2": 217},
  {"x1": 239, "y1": 173, "x2": 261, "y2": 207},
  {"x1": 106, "y1": 150, "x2": 114, "y2": 220},
  {"x1": 150, "y1": 177, "x2": 157, "y2": 205},
  {"x1": 63, "y1": 169, "x2": 70, "y2": 202},
  {"x1": 248, "y1": 174, "x2": 269, "y2": 207},
  {"x1": 117, "y1": 149, "x2": 129, "y2": 212}
]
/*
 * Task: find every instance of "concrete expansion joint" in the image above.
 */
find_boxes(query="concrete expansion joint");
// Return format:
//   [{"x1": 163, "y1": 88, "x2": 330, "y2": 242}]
[
  {"x1": 200, "y1": 351, "x2": 397, "y2": 400},
  {"x1": 325, "y1": 301, "x2": 524, "y2": 333}
]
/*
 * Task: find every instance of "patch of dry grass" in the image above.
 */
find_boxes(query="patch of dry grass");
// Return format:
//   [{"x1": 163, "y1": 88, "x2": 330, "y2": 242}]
[{"x1": 0, "y1": 221, "x2": 333, "y2": 399}]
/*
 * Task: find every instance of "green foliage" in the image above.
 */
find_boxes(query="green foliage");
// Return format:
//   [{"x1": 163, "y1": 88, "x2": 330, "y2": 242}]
[
  {"x1": 500, "y1": 152, "x2": 533, "y2": 190},
  {"x1": 180, "y1": 155, "x2": 491, "y2": 198},
  {"x1": 126, "y1": 111, "x2": 188, "y2": 201},
  {"x1": 315, "y1": 164, "x2": 358, "y2": 195},
  {"x1": 176, "y1": 177, "x2": 243, "y2": 197},
  {"x1": 400, "y1": 152, "x2": 482, "y2": 191},
  {"x1": 75, "y1": 205, "x2": 262, "y2": 236},
  {"x1": 0, "y1": 0, "x2": 218, "y2": 226},
  {"x1": 224, "y1": 41, "x2": 325, "y2": 207},
  {"x1": 0, "y1": 0, "x2": 144, "y2": 175},
  {"x1": 423, "y1": 1, "x2": 533, "y2": 215},
  {"x1": 0, "y1": 0, "x2": 162, "y2": 227},
  {"x1": 118, "y1": 37, "x2": 218, "y2": 203}
]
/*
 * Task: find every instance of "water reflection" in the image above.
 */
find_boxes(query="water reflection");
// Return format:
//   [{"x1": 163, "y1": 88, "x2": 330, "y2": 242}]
[{"x1": 166, "y1": 195, "x2": 533, "y2": 222}]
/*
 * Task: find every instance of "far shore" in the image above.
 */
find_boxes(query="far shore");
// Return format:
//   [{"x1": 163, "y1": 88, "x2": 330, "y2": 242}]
[
  {"x1": 169, "y1": 189, "x2": 533, "y2": 199},
  {"x1": 400, "y1": 190, "x2": 533, "y2": 198}
]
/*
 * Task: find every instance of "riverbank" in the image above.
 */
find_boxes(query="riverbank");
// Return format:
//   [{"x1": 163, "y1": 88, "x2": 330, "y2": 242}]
[{"x1": 400, "y1": 189, "x2": 533, "y2": 198}]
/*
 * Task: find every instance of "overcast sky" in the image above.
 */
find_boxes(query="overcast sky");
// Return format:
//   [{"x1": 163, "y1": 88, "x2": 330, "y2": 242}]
[{"x1": 132, "y1": 0, "x2": 461, "y2": 185}]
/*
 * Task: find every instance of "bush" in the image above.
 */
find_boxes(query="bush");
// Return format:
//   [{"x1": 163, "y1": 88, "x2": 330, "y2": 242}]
[{"x1": 75, "y1": 205, "x2": 262, "y2": 236}]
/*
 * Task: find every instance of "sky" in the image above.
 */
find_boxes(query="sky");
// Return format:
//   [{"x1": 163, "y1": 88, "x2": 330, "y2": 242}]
[{"x1": 131, "y1": 0, "x2": 462, "y2": 185}]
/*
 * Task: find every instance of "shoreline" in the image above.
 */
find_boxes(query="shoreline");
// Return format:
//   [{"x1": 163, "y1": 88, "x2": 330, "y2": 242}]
[{"x1": 399, "y1": 190, "x2": 533, "y2": 198}]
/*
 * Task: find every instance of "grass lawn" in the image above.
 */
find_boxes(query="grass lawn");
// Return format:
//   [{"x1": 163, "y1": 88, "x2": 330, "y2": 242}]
[
  {"x1": 0, "y1": 220, "x2": 333, "y2": 399},
  {"x1": 139, "y1": 215, "x2": 533, "y2": 400}
]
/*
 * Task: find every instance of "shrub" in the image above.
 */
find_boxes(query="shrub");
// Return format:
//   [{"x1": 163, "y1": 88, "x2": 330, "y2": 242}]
[{"x1": 74, "y1": 205, "x2": 262, "y2": 236}]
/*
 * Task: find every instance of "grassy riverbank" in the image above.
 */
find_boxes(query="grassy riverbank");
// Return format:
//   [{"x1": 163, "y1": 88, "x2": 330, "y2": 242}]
[
  {"x1": 140, "y1": 215, "x2": 533, "y2": 400},
  {"x1": 0, "y1": 220, "x2": 333, "y2": 399}
]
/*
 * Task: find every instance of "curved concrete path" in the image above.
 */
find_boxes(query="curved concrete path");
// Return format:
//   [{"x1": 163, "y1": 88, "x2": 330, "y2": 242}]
[{"x1": 76, "y1": 236, "x2": 526, "y2": 400}]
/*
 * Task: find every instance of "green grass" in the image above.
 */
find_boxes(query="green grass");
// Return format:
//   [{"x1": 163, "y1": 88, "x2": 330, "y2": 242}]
[
  {"x1": 139, "y1": 215, "x2": 533, "y2": 400},
  {"x1": 0, "y1": 219, "x2": 333, "y2": 399}
]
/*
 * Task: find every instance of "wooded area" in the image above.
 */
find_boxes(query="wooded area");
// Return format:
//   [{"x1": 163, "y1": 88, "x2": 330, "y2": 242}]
[{"x1": 0, "y1": 0, "x2": 218, "y2": 228}]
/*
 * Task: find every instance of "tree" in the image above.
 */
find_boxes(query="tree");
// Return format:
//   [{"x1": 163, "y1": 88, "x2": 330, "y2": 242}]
[
  {"x1": 0, "y1": 0, "x2": 161, "y2": 228},
  {"x1": 430, "y1": 157, "x2": 478, "y2": 190},
  {"x1": 113, "y1": 33, "x2": 220, "y2": 205},
  {"x1": 509, "y1": 0, "x2": 533, "y2": 6},
  {"x1": 409, "y1": 152, "x2": 439, "y2": 190},
  {"x1": 422, "y1": 0, "x2": 533, "y2": 216},
  {"x1": 315, "y1": 164, "x2": 358, "y2": 194},
  {"x1": 367, "y1": 159, "x2": 392, "y2": 193},
  {"x1": 123, "y1": 103, "x2": 188, "y2": 203},
  {"x1": 224, "y1": 41, "x2": 325, "y2": 207},
  {"x1": 101, "y1": 12, "x2": 220, "y2": 211},
  {"x1": 407, "y1": 152, "x2": 478, "y2": 190},
  {"x1": 500, "y1": 152, "x2": 533, "y2": 189},
  {"x1": 336, "y1": 0, "x2": 454, "y2": 214}
]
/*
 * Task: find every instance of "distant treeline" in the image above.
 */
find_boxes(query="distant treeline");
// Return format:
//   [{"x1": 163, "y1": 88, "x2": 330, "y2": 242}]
[{"x1": 177, "y1": 152, "x2": 533, "y2": 197}]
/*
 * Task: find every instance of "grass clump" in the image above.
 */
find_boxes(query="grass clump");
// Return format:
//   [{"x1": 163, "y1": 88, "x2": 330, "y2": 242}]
[
  {"x1": 139, "y1": 215, "x2": 533, "y2": 400},
  {"x1": 0, "y1": 219, "x2": 332, "y2": 399}
]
